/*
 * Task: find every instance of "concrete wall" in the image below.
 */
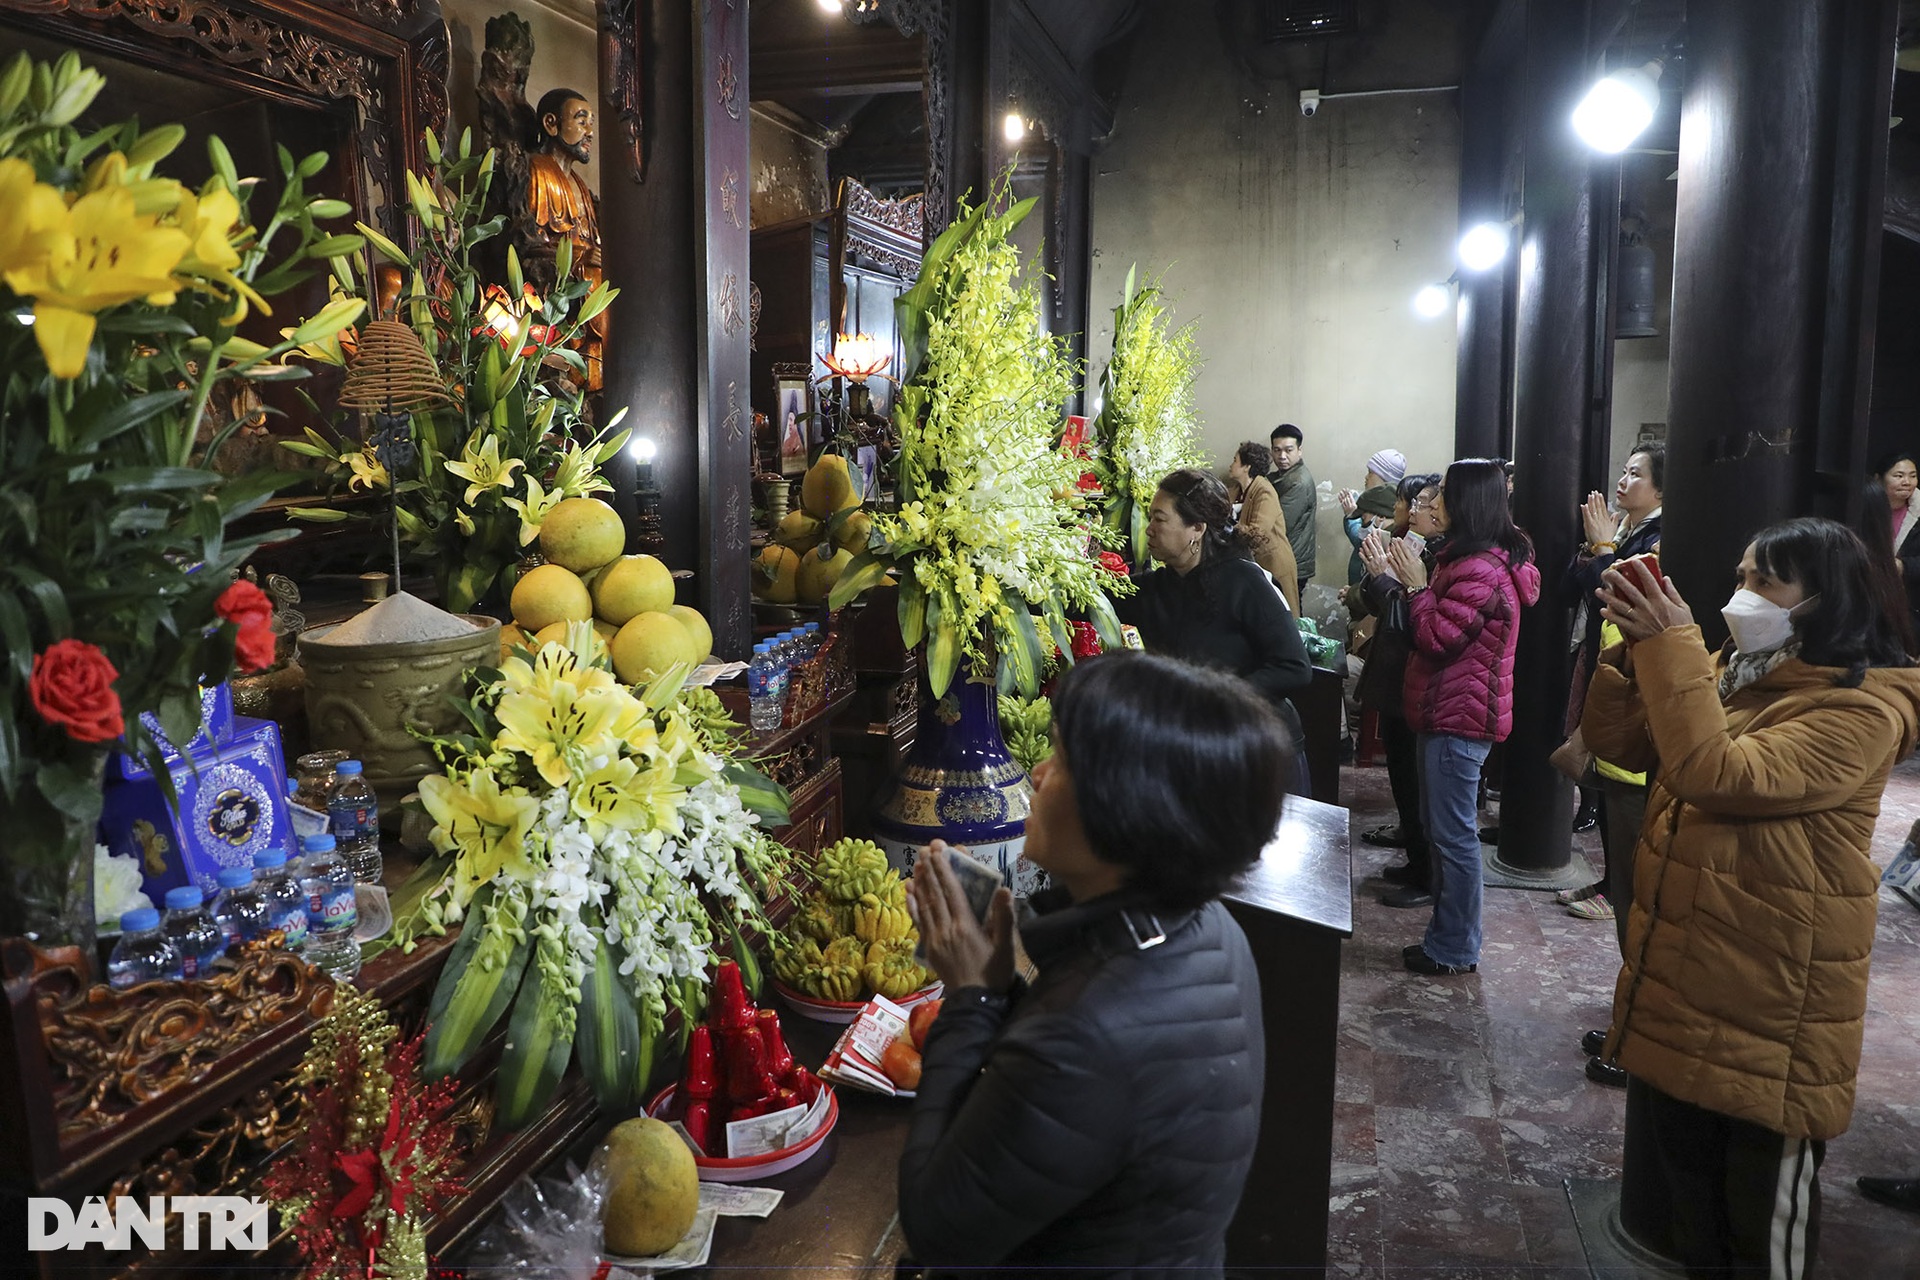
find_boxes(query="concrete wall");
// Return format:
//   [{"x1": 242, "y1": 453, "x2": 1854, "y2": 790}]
[
  {"x1": 441, "y1": 0, "x2": 601, "y2": 194},
  {"x1": 1089, "y1": 0, "x2": 1470, "y2": 584}
]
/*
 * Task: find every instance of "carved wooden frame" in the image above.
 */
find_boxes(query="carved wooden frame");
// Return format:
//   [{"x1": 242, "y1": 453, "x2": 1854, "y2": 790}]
[{"x1": 0, "y1": 0, "x2": 450, "y2": 242}]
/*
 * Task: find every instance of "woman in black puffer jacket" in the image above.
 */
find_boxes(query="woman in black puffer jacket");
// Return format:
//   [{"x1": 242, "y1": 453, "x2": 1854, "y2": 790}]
[{"x1": 898, "y1": 652, "x2": 1288, "y2": 1277}]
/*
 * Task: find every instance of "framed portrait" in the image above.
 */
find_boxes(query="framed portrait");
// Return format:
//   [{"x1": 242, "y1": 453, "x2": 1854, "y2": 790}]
[
  {"x1": 775, "y1": 377, "x2": 811, "y2": 477},
  {"x1": 855, "y1": 446, "x2": 880, "y2": 502}
]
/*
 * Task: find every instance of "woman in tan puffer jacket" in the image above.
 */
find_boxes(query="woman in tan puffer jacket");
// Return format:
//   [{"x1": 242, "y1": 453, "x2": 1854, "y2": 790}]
[{"x1": 1583, "y1": 517, "x2": 1920, "y2": 1279}]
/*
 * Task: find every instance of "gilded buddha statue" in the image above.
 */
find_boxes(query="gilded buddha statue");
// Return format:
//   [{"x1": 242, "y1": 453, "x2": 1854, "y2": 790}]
[{"x1": 521, "y1": 87, "x2": 606, "y2": 391}]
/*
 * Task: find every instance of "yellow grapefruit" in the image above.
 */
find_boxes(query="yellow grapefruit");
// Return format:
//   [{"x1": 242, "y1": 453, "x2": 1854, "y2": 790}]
[
  {"x1": 592, "y1": 554, "x2": 675, "y2": 625},
  {"x1": 667, "y1": 605, "x2": 713, "y2": 661},
  {"x1": 797, "y1": 546, "x2": 853, "y2": 605},
  {"x1": 510, "y1": 564, "x2": 592, "y2": 631},
  {"x1": 600, "y1": 1117, "x2": 699, "y2": 1258},
  {"x1": 753, "y1": 545, "x2": 800, "y2": 603},
  {"x1": 538, "y1": 497, "x2": 626, "y2": 573},
  {"x1": 612, "y1": 612, "x2": 700, "y2": 684},
  {"x1": 800, "y1": 455, "x2": 858, "y2": 519}
]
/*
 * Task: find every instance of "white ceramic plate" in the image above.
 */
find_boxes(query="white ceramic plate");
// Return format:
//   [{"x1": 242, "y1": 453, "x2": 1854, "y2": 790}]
[
  {"x1": 646, "y1": 1084, "x2": 838, "y2": 1182},
  {"x1": 770, "y1": 979, "x2": 944, "y2": 1024}
]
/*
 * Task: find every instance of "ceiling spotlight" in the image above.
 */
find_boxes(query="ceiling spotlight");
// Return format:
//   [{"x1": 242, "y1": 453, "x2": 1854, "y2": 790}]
[
  {"x1": 1003, "y1": 111, "x2": 1027, "y2": 143},
  {"x1": 1572, "y1": 61, "x2": 1664, "y2": 154},
  {"x1": 1413, "y1": 283, "x2": 1452, "y2": 319},
  {"x1": 816, "y1": 0, "x2": 841, "y2": 12},
  {"x1": 1457, "y1": 222, "x2": 1510, "y2": 272}
]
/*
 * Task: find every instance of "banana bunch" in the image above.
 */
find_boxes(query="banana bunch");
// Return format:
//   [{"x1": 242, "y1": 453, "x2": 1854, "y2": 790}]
[
  {"x1": 998, "y1": 694, "x2": 1054, "y2": 774},
  {"x1": 818, "y1": 838, "x2": 892, "y2": 901},
  {"x1": 794, "y1": 934, "x2": 866, "y2": 1001},
  {"x1": 771, "y1": 935, "x2": 822, "y2": 987},
  {"x1": 853, "y1": 890, "x2": 913, "y2": 944},
  {"x1": 862, "y1": 938, "x2": 934, "y2": 1001},
  {"x1": 794, "y1": 896, "x2": 843, "y2": 944}
]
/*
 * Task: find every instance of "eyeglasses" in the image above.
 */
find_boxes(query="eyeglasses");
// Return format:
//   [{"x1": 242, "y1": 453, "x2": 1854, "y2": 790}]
[{"x1": 1411, "y1": 496, "x2": 1440, "y2": 510}]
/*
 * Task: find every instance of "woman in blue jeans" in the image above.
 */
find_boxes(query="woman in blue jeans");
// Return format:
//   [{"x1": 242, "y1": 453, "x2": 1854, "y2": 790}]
[{"x1": 1381, "y1": 459, "x2": 1540, "y2": 975}]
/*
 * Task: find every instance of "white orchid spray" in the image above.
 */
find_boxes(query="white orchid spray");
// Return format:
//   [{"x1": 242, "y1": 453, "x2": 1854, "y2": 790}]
[
  {"x1": 379, "y1": 624, "x2": 792, "y2": 1128},
  {"x1": 1095, "y1": 265, "x2": 1206, "y2": 566}
]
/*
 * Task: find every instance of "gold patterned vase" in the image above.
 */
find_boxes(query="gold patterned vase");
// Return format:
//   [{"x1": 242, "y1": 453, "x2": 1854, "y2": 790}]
[{"x1": 869, "y1": 661, "x2": 1042, "y2": 897}]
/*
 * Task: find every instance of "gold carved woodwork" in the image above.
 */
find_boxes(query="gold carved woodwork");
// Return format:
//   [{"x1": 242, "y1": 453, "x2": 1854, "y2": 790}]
[{"x1": 34, "y1": 940, "x2": 333, "y2": 1145}]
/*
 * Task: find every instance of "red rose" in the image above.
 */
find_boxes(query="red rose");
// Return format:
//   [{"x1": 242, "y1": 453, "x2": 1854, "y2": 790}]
[
  {"x1": 1077, "y1": 471, "x2": 1101, "y2": 492},
  {"x1": 217, "y1": 580, "x2": 277, "y2": 672},
  {"x1": 1096, "y1": 551, "x2": 1129, "y2": 578},
  {"x1": 233, "y1": 621, "x2": 277, "y2": 672},
  {"x1": 1068, "y1": 621, "x2": 1103, "y2": 660},
  {"x1": 215, "y1": 580, "x2": 272, "y2": 632},
  {"x1": 29, "y1": 639, "x2": 126, "y2": 744}
]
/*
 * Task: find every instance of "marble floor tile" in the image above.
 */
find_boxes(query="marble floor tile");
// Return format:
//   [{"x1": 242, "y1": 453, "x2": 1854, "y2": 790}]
[{"x1": 1327, "y1": 754, "x2": 1920, "y2": 1276}]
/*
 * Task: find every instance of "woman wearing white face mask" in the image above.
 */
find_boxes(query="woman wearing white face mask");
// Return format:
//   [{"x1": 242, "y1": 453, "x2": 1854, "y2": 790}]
[{"x1": 1580, "y1": 518, "x2": 1920, "y2": 1278}]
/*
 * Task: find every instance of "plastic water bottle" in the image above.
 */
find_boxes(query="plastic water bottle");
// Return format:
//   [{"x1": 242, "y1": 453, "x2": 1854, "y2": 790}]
[
  {"x1": 329, "y1": 760, "x2": 383, "y2": 884},
  {"x1": 107, "y1": 908, "x2": 178, "y2": 990},
  {"x1": 161, "y1": 886, "x2": 223, "y2": 980},
  {"x1": 747, "y1": 642, "x2": 786, "y2": 732},
  {"x1": 212, "y1": 865, "x2": 271, "y2": 946},
  {"x1": 801, "y1": 622, "x2": 823, "y2": 660},
  {"x1": 299, "y1": 834, "x2": 361, "y2": 980},
  {"x1": 253, "y1": 848, "x2": 308, "y2": 948}
]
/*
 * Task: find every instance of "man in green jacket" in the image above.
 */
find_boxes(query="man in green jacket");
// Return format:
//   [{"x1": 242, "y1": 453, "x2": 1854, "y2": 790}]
[{"x1": 1269, "y1": 422, "x2": 1317, "y2": 598}]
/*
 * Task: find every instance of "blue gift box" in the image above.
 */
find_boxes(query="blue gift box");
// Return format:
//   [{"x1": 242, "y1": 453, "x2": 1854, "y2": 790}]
[
  {"x1": 107, "y1": 683, "x2": 236, "y2": 781},
  {"x1": 101, "y1": 713, "x2": 293, "y2": 903}
]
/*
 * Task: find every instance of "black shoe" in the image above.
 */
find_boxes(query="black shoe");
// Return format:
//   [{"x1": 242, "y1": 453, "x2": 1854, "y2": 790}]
[
  {"x1": 1381, "y1": 860, "x2": 1426, "y2": 886},
  {"x1": 1573, "y1": 798, "x2": 1598, "y2": 833},
  {"x1": 1580, "y1": 1029, "x2": 1608, "y2": 1057},
  {"x1": 1585, "y1": 1057, "x2": 1628, "y2": 1088},
  {"x1": 1362, "y1": 824, "x2": 1407, "y2": 849},
  {"x1": 1403, "y1": 947, "x2": 1476, "y2": 975},
  {"x1": 1402, "y1": 943, "x2": 1429, "y2": 961},
  {"x1": 1857, "y1": 1177, "x2": 1920, "y2": 1215},
  {"x1": 1478, "y1": 825, "x2": 1500, "y2": 844},
  {"x1": 1380, "y1": 885, "x2": 1434, "y2": 909}
]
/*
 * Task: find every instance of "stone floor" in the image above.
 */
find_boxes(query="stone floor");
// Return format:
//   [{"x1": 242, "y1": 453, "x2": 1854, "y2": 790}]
[{"x1": 1328, "y1": 752, "x2": 1920, "y2": 1278}]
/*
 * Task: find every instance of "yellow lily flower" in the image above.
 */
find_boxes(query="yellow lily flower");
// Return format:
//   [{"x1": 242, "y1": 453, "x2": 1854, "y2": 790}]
[
  {"x1": 499, "y1": 639, "x2": 617, "y2": 700},
  {"x1": 173, "y1": 185, "x2": 268, "y2": 324},
  {"x1": 418, "y1": 769, "x2": 539, "y2": 904},
  {"x1": 445, "y1": 434, "x2": 523, "y2": 507},
  {"x1": 550, "y1": 439, "x2": 611, "y2": 499},
  {"x1": 503, "y1": 475, "x2": 562, "y2": 545},
  {"x1": 5, "y1": 184, "x2": 192, "y2": 379},
  {"x1": 346, "y1": 447, "x2": 388, "y2": 492},
  {"x1": 569, "y1": 755, "x2": 650, "y2": 837},
  {"x1": 0, "y1": 159, "x2": 67, "y2": 279},
  {"x1": 494, "y1": 679, "x2": 623, "y2": 788}
]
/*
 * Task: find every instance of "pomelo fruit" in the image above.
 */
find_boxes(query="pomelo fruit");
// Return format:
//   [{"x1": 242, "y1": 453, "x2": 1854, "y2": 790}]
[
  {"x1": 796, "y1": 546, "x2": 853, "y2": 605},
  {"x1": 773, "y1": 510, "x2": 824, "y2": 550},
  {"x1": 612, "y1": 612, "x2": 699, "y2": 684},
  {"x1": 592, "y1": 554, "x2": 675, "y2": 625},
  {"x1": 667, "y1": 605, "x2": 713, "y2": 661},
  {"x1": 593, "y1": 618, "x2": 620, "y2": 647},
  {"x1": 753, "y1": 545, "x2": 800, "y2": 604},
  {"x1": 535, "y1": 620, "x2": 608, "y2": 658},
  {"x1": 800, "y1": 454, "x2": 858, "y2": 519},
  {"x1": 834, "y1": 509, "x2": 872, "y2": 553},
  {"x1": 499, "y1": 623, "x2": 530, "y2": 660},
  {"x1": 538, "y1": 497, "x2": 626, "y2": 573},
  {"x1": 511, "y1": 564, "x2": 592, "y2": 631},
  {"x1": 600, "y1": 1117, "x2": 699, "y2": 1258}
]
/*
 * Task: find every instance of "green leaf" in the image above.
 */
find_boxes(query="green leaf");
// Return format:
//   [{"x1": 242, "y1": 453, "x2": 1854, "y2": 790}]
[
  {"x1": 207, "y1": 134, "x2": 238, "y2": 192},
  {"x1": 722, "y1": 759, "x2": 793, "y2": 827},
  {"x1": 285, "y1": 505, "x2": 353, "y2": 522},
  {"x1": 1088, "y1": 589, "x2": 1126, "y2": 651},
  {"x1": 1130, "y1": 497, "x2": 1149, "y2": 567},
  {"x1": 897, "y1": 575, "x2": 927, "y2": 649},
  {"x1": 0, "y1": 593, "x2": 32, "y2": 681},
  {"x1": 0, "y1": 53, "x2": 30, "y2": 117},
  {"x1": 290, "y1": 298, "x2": 366, "y2": 344},
  {"x1": 576, "y1": 923, "x2": 642, "y2": 1112},
  {"x1": 37, "y1": 759, "x2": 104, "y2": 823},
  {"x1": 11, "y1": 566, "x2": 70, "y2": 638},
  {"x1": 72, "y1": 390, "x2": 191, "y2": 449},
  {"x1": 1004, "y1": 606, "x2": 1045, "y2": 700},
  {"x1": 1043, "y1": 594, "x2": 1073, "y2": 667},
  {"x1": 827, "y1": 549, "x2": 889, "y2": 610},
  {"x1": 925, "y1": 591, "x2": 961, "y2": 700},
  {"x1": 494, "y1": 955, "x2": 575, "y2": 1129}
]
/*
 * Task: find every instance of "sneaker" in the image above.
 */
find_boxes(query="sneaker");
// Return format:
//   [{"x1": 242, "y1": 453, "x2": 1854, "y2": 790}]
[
  {"x1": 1404, "y1": 946, "x2": 1476, "y2": 976},
  {"x1": 1567, "y1": 894, "x2": 1615, "y2": 921},
  {"x1": 1361, "y1": 824, "x2": 1407, "y2": 848}
]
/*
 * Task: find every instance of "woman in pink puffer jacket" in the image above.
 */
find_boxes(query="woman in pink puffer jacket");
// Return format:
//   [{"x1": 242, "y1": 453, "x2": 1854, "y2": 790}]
[{"x1": 1384, "y1": 459, "x2": 1540, "y2": 976}]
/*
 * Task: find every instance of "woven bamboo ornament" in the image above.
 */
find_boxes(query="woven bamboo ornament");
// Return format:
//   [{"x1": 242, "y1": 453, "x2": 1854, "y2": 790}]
[{"x1": 339, "y1": 320, "x2": 451, "y2": 413}]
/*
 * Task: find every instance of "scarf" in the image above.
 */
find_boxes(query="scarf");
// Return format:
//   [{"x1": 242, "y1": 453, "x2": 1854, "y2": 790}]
[{"x1": 1719, "y1": 641, "x2": 1801, "y2": 701}]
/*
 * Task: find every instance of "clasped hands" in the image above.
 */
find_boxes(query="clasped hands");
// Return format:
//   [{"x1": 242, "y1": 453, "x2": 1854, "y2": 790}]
[
  {"x1": 1359, "y1": 529, "x2": 1426, "y2": 588},
  {"x1": 905, "y1": 839, "x2": 1015, "y2": 994}
]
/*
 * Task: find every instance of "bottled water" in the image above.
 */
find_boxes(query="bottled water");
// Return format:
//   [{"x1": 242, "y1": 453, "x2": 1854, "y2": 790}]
[
  {"x1": 160, "y1": 886, "x2": 223, "y2": 980},
  {"x1": 801, "y1": 622, "x2": 822, "y2": 660},
  {"x1": 328, "y1": 760, "x2": 383, "y2": 884},
  {"x1": 253, "y1": 848, "x2": 309, "y2": 948},
  {"x1": 107, "y1": 908, "x2": 178, "y2": 990},
  {"x1": 299, "y1": 834, "x2": 361, "y2": 981},
  {"x1": 212, "y1": 865, "x2": 271, "y2": 946},
  {"x1": 747, "y1": 642, "x2": 786, "y2": 732}
]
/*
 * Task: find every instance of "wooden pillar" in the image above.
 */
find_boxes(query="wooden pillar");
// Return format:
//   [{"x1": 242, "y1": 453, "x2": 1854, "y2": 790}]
[
  {"x1": 1454, "y1": 23, "x2": 1515, "y2": 461},
  {"x1": 1658, "y1": 0, "x2": 1897, "y2": 648},
  {"x1": 599, "y1": 0, "x2": 753, "y2": 659},
  {"x1": 1491, "y1": 0, "x2": 1601, "y2": 878}
]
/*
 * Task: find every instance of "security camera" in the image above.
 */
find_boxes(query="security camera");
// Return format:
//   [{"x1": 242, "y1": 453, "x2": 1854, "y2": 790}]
[{"x1": 1300, "y1": 89, "x2": 1321, "y2": 118}]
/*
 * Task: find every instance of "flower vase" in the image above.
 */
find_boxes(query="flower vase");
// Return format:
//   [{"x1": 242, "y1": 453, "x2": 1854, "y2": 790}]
[
  {"x1": 870, "y1": 662, "x2": 1044, "y2": 897},
  {"x1": 0, "y1": 750, "x2": 106, "y2": 972}
]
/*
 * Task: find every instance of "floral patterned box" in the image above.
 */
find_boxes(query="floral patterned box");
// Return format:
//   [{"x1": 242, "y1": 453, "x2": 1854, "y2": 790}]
[
  {"x1": 105, "y1": 683, "x2": 237, "y2": 781},
  {"x1": 100, "y1": 713, "x2": 293, "y2": 903}
]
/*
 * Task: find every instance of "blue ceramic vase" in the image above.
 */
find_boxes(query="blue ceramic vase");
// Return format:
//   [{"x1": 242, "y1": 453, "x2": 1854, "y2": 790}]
[{"x1": 870, "y1": 664, "x2": 1044, "y2": 897}]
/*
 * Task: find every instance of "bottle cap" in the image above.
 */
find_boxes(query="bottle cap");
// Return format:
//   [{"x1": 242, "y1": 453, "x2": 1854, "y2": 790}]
[
  {"x1": 302, "y1": 834, "x2": 338, "y2": 853},
  {"x1": 334, "y1": 760, "x2": 363, "y2": 775},
  {"x1": 253, "y1": 848, "x2": 288, "y2": 868},
  {"x1": 120, "y1": 907, "x2": 160, "y2": 933},
  {"x1": 164, "y1": 885, "x2": 204, "y2": 909},
  {"x1": 216, "y1": 866, "x2": 254, "y2": 889}
]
